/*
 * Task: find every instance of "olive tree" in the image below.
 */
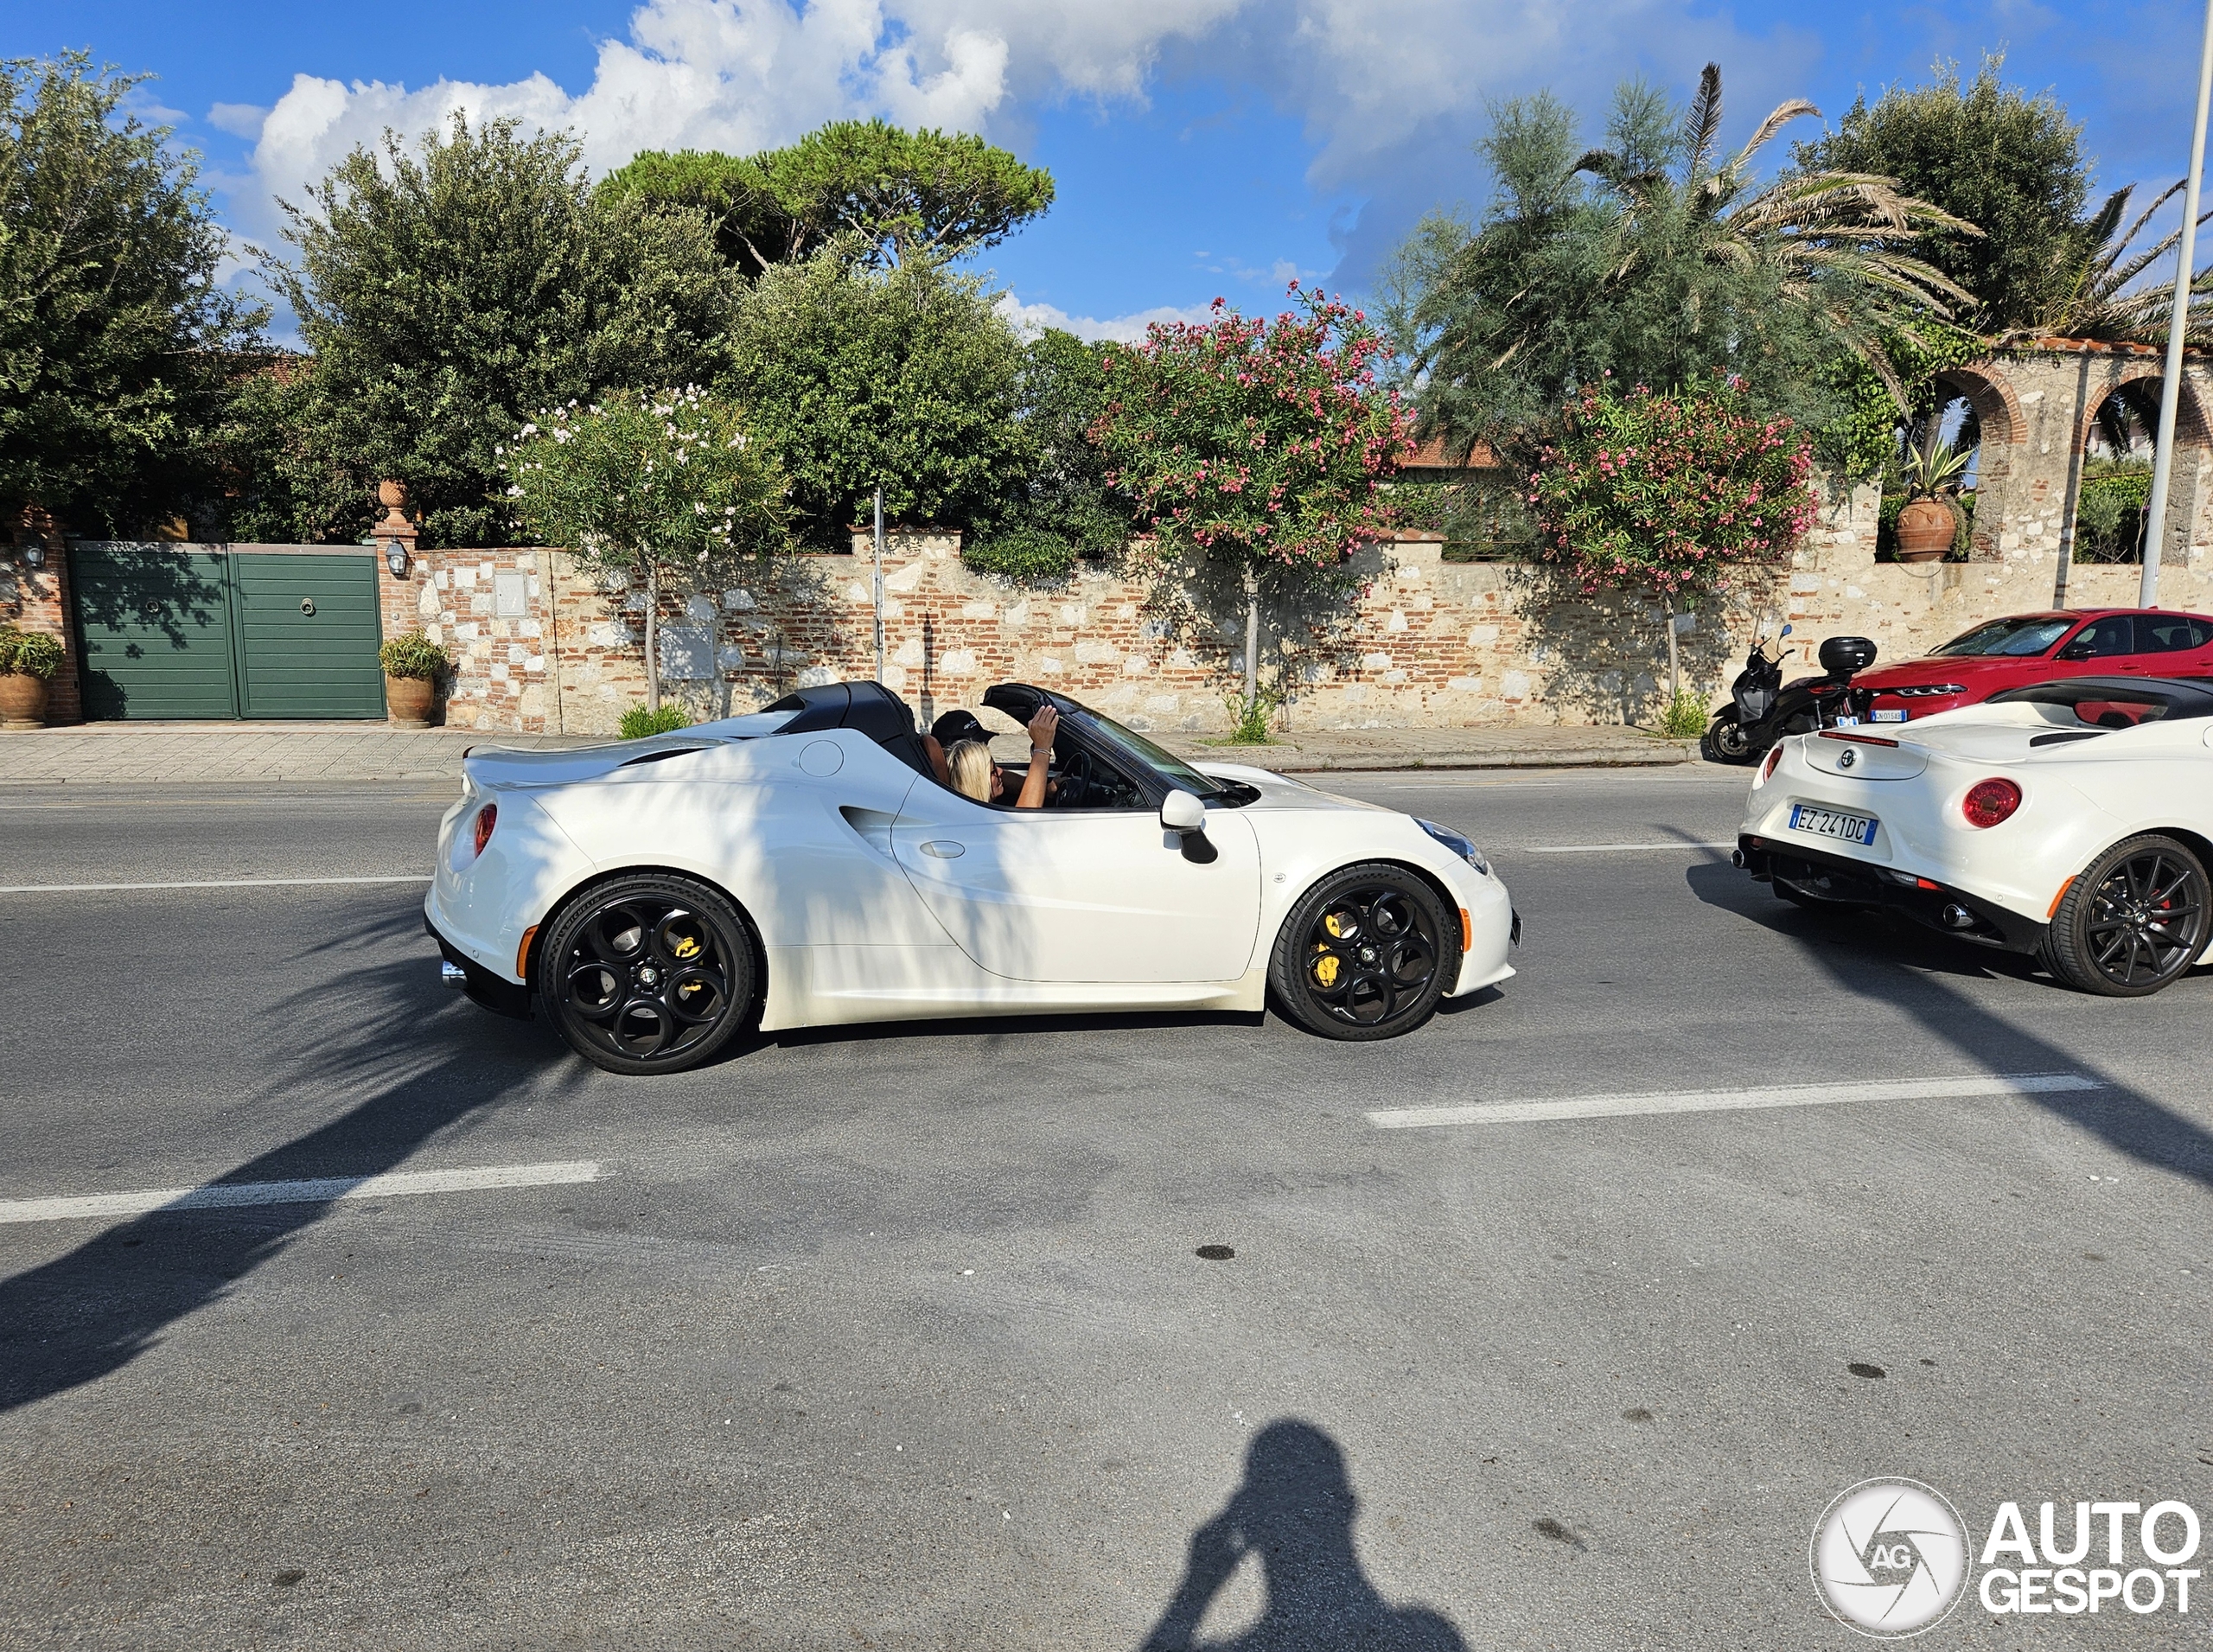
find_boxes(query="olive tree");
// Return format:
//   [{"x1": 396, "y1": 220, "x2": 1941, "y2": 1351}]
[{"x1": 501, "y1": 388, "x2": 789, "y2": 715}]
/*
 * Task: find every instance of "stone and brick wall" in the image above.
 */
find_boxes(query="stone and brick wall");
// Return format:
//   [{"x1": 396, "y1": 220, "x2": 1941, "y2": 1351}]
[{"x1": 381, "y1": 494, "x2": 2213, "y2": 738}]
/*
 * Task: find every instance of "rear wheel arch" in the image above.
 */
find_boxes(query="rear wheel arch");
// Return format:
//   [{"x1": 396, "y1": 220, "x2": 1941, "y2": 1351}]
[
  {"x1": 2041, "y1": 831, "x2": 2211, "y2": 998},
  {"x1": 530, "y1": 865, "x2": 768, "y2": 992}
]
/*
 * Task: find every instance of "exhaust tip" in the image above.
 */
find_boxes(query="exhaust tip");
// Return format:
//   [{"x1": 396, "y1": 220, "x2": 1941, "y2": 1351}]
[
  {"x1": 1730, "y1": 848, "x2": 1747, "y2": 868},
  {"x1": 1940, "y1": 903, "x2": 1976, "y2": 930},
  {"x1": 440, "y1": 961, "x2": 469, "y2": 990}
]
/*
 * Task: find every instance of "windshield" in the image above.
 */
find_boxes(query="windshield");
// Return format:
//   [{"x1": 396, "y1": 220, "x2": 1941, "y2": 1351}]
[
  {"x1": 1062, "y1": 704, "x2": 1230, "y2": 798},
  {"x1": 1931, "y1": 616, "x2": 2075, "y2": 657}
]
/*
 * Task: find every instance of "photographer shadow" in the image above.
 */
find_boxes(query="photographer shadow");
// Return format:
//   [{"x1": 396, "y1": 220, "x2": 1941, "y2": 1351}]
[{"x1": 1141, "y1": 1419, "x2": 1465, "y2": 1652}]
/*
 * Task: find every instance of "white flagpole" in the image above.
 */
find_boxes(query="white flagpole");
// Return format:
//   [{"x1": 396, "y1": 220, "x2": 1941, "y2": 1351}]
[{"x1": 2140, "y1": 0, "x2": 2213, "y2": 607}]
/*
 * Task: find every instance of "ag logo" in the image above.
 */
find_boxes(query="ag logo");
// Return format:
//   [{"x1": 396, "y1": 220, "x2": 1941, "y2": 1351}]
[{"x1": 1811, "y1": 1479, "x2": 1971, "y2": 1638}]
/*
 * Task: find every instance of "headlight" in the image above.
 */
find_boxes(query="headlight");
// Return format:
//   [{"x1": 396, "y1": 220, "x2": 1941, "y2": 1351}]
[
  {"x1": 1418, "y1": 819, "x2": 1490, "y2": 877},
  {"x1": 1892, "y1": 684, "x2": 1967, "y2": 698}
]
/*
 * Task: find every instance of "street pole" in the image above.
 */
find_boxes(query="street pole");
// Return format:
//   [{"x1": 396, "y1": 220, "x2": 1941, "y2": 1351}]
[
  {"x1": 2140, "y1": 0, "x2": 2213, "y2": 608},
  {"x1": 872, "y1": 486, "x2": 886, "y2": 683}
]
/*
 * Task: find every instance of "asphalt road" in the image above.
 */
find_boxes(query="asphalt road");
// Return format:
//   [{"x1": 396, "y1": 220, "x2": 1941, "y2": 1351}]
[{"x1": 3, "y1": 766, "x2": 2210, "y2": 1649}]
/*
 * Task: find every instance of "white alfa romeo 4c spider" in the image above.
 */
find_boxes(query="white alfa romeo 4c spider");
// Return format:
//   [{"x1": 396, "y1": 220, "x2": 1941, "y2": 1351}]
[
  {"x1": 1735, "y1": 674, "x2": 2213, "y2": 997},
  {"x1": 427, "y1": 680, "x2": 1519, "y2": 1072}
]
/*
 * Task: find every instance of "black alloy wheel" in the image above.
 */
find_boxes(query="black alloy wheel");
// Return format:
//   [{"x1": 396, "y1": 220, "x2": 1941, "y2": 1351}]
[
  {"x1": 1700, "y1": 708, "x2": 1757, "y2": 765},
  {"x1": 1269, "y1": 862, "x2": 1460, "y2": 1042},
  {"x1": 538, "y1": 873, "x2": 759, "y2": 1073},
  {"x1": 2041, "y1": 833, "x2": 2210, "y2": 998}
]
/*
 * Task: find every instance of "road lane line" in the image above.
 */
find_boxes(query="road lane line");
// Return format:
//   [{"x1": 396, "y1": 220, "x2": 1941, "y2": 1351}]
[
  {"x1": 1367, "y1": 1072, "x2": 2104, "y2": 1129},
  {"x1": 1520, "y1": 842, "x2": 1735, "y2": 853},
  {"x1": 0, "y1": 875, "x2": 431, "y2": 893},
  {"x1": 0, "y1": 1161, "x2": 602, "y2": 1225}
]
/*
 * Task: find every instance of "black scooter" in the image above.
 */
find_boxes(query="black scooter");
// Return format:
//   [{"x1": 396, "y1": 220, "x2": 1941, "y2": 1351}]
[{"x1": 1701, "y1": 625, "x2": 1879, "y2": 764}]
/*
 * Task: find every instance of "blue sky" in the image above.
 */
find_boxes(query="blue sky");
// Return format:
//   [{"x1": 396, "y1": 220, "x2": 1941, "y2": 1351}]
[{"x1": 8, "y1": 0, "x2": 2206, "y2": 337}]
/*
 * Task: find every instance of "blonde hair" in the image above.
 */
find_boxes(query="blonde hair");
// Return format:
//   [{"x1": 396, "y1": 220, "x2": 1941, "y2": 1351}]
[{"x1": 947, "y1": 738, "x2": 995, "y2": 801}]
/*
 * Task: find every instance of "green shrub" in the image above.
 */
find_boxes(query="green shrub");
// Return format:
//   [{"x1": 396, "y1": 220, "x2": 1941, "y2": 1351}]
[
  {"x1": 379, "y1": 630, "x2": 451, "y2": 680},
  {"x1": 961, "y1": 525, "x2": 1079, "y2": 583},
  {"x1": 0, "y1": 628, "x2": 65, "y2": 679},
  {"x1": 1220, "y1": 677, "x2": 1288, "y2": 745},
  {"x1": 1655, "y1": 690, "x2": 1709, "y2": 739},
  {"x1": 620, "y1": 703, "x2": 692, "y2": 739},
  {"x1": 2074, "y1": 462, "x2": 2150, "y2": 563}
]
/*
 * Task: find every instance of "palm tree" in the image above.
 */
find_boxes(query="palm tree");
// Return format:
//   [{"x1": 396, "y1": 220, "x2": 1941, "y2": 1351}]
[
  {"x1": 1403, "y1": 65, "x2": 1978, "y2": 467},
  {"x1": 1569, "y1": 65, "x2": 1979, "y2": 404},
  {"x1": 2015, "y1": 180, "x2": 2213, "y2": 347}
]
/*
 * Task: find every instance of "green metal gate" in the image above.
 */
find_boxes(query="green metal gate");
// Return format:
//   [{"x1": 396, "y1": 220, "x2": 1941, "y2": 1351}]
[
  {"x1": 231, "y1": 553, "x2": 386, "y2": 718},
  {"x1": 71, "y1": 545, "x2": 386, "y2": 720}
]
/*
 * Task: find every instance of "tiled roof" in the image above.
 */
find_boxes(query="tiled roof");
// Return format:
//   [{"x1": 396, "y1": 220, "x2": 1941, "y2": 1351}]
[{"x1": 1403, "y1": 437, "x2": 1501, "y2": 469}]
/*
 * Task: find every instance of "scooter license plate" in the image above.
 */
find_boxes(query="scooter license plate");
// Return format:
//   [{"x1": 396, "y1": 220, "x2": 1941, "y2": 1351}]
[{"x1": 1789, "y1": 805, "x2": 1878, "y2": 845}]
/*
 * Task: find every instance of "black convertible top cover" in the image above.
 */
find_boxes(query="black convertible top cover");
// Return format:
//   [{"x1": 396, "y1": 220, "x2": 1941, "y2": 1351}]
[{"x1": 765, "y1": 680, "x2": 930, "y2": 772}]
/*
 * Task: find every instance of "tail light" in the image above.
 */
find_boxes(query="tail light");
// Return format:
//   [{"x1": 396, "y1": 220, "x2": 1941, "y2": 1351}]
[
  {"x1": 472, "y1": 801, "x2": 498, "y2": 857},
  {"x1": 1759, "y1": 745, "x2": 1783, "y2": 782},
  {"x1": 1962, "y1": 779, "x2": 2021, "y2": 828}
]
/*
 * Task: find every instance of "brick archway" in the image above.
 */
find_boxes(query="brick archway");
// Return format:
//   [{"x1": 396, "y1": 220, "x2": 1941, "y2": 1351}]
[
  {"x1": 1936, "y1": 363, "x2": 2024, "y2": 448},
  {"x1": 2074, "y1": 363, "x2": 2213, "y2": 453}
]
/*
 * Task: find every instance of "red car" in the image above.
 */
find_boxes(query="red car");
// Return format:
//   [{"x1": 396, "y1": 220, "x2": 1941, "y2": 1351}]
[{"x1": 1854, "y1": 608, "x2": 2213, "y2": 724}]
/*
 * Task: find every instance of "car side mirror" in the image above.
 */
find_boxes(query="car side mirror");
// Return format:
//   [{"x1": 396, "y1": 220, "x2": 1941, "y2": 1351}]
[
  {"x1": 1159, "y1": 790, "x2": 1207, "y2": 834},
  {"x1": 2057, "y1": 640, "x2": 2094, "y2": 661}
]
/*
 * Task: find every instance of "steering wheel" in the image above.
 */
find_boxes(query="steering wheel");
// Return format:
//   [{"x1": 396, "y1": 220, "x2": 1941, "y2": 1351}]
[{"x1": 1055, "y1": 747, "x2": 1094, "y2": 808}]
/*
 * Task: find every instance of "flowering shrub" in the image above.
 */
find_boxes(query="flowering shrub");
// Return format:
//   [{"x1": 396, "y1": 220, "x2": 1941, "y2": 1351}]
[
  {"x1": 1095, "y1": 288, "x2": 1413, "y2": 573},
  {"x1": 1530, "y1": 378, "x2": 1814, "y2": 600},
  {"x1": 1091, "y1": 286, "x2": 1416, "y2": 718},
  {"x1": 501, "y1": 387, "x2": 788, "y2": 710}
]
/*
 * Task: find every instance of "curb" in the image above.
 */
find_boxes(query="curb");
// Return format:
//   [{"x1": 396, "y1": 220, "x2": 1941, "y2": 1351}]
[{"x1": 1246, "y1": 745, "x2": 1700, "y2": 772}]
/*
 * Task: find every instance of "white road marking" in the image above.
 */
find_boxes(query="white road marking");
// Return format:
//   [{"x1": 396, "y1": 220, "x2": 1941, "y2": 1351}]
[
  {"x1": 1520, "y1": 841, "x2": 1735, "y2": 853},
  {"x1": 0, "y1": 874, "x2": 431, "y2": 893},
  {"x1": 0, "y1": 1161, "x2": 601, "y2": 1225},
  {"x1": 1367, "y1": 1072, "x2": 2104, "y2": 1129}
]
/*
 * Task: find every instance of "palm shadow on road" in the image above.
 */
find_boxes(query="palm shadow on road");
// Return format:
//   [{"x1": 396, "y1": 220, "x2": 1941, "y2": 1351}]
[
  {"x1": 1140, "y1": 1419, "x2": 1466, "y2": 1652},
  {"x1": 1685, "y1": 856, "x2": 2213, "y2": 1189},
  {"x1": 0, "y1": 901, "x2": 569, "y2": 1414}
]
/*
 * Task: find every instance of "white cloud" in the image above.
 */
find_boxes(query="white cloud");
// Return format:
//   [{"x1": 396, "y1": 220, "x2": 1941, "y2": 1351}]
[
  {"x1": 997, "y1": 292, "x2": 1213, "y2": 343},
  {"x1": 237, "y1": 0, "x2": 1024, "y2": 235},
  {"x1": 226, "y1": 0, "x2": 1814, "y2": 290},
  {"x1": 207, "y1": 102, "x2": 269, "y2": 138}
]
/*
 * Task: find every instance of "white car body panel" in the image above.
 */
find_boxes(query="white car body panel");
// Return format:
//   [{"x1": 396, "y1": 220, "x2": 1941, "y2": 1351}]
[
  {"x1": 1738, "y1": 692, "x2": 2213, "y2": 953},
  {"x1": 426, "y1": 699, "x2": 1516, "y2": 1034}
]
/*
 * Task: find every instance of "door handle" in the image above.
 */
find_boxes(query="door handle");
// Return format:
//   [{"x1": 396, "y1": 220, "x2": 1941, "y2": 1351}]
[{"x1": 919, "y1": 840, "x2": 966, "y2": 858}]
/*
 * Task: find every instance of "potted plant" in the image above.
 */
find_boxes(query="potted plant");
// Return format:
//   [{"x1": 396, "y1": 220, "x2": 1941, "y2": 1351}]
[
  {"x1": 379, "y1": 630, "x2": 450, "y2": 728},
  {"x1": 1894, "y1": 441, "x2": 1972, "y2": 562},
  {"x1": 0, "y1": 627, "x2": 64, "y2": 730}
]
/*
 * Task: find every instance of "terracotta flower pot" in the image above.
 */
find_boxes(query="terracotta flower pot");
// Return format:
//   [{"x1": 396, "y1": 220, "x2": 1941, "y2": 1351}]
[
  {"x1": 386, "y1": 673, "x2": 436, "y2": 729},
  {"x1": 1894, "y1": 496, "x2": 1957, "y2": 563},
  {"x1": 0, "y1": 672, "x2": 48, "y2": 730}
]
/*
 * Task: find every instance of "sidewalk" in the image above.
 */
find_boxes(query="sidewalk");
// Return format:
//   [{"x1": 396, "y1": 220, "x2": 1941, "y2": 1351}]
[
  {"x1": 1158, "y1": 724, "x2": 1697, "y2": 773},
  {"x1": 0, "y1": 719, "x2": 1698, "y2": 786},
  {"x1": 0, "y1": 724, "x2": 595, "y2": 786}
]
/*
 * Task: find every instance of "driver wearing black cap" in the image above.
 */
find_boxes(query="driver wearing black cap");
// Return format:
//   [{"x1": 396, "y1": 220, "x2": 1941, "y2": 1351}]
[{"x1": 923, "y1": 707, "x2": 1058, "y2": 806}]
